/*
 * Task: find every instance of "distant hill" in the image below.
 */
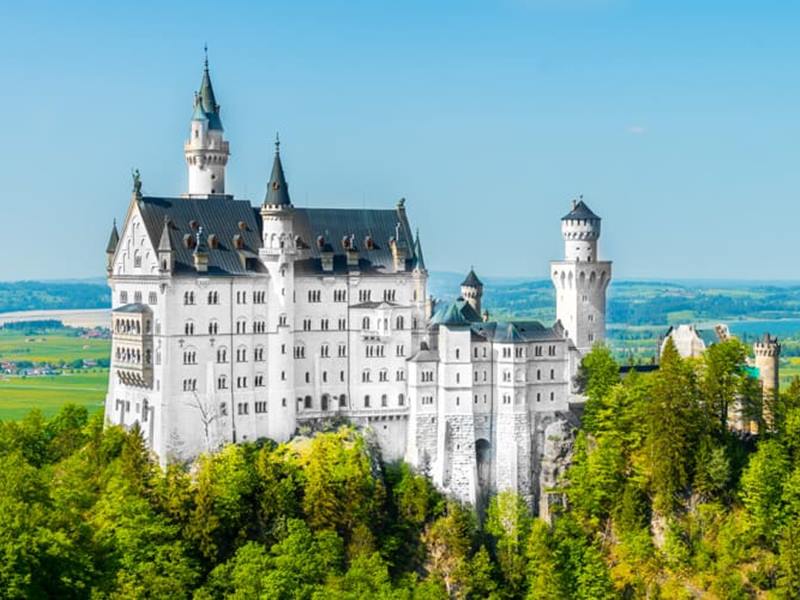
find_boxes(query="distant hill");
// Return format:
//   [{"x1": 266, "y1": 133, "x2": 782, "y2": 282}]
[
  {"x1": 428, "y1": 272, "x2": 800, "y2": 327},
  {"x1": 0, "y1": 280, "x2": 110, "y2": 314}
]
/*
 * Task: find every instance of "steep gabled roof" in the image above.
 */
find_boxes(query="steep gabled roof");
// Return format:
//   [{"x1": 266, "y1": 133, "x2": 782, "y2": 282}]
[{"x1": 136, "y1": 196, "x2": 262, "y2": 275}]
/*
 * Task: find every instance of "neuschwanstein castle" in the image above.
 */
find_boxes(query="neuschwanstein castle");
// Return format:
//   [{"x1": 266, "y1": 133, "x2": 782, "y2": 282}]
[{"x1": 105, "y1": 57, "x2": 612, "y2": 507}]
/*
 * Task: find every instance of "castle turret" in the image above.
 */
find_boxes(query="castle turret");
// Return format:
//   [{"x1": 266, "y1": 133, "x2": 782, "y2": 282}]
[
  {"x1": 460, "y1": 268, "x2": 483, "y2": 315},
  {"x1": 754, "y1": 333, "x2": 780, "y2": 430},
  {"x1": 184, "y1": 49, "x2": 230, "y2": 197},
  {"x1": 550, "y1": 198, "x2": 612, "y2": 354},
  {"x1": 259, "y1": 135, "x2": 297, "y2": 442},
  {"x1": 105, "y1": 219, "x2": 119, "y2": 273}
]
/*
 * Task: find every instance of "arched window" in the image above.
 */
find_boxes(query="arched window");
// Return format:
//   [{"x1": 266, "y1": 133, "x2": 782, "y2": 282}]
[
  {"x1": 395, "y1": 315, "x2": 404, "y2": 330},
  {"x1": 216, "y1": 347, "x2": 228, "y2": 363},
  {"x1": 184, "y1": 320, "x2": 195, "y2": 336},
  {"x1": 362, "y1": 316, "x2": 370, "y2": 330},
  {"x1": 381, "y1": 394, "x2": 388, "y2": 407},
  {"x1": 398, "y1": 393, "x2": 405, "y2": 406},
  {"x1": 321, "y1": 394, "x2": 329, "y2": 411},
  {"x1": 217, "y1": 375, "x2": 228, "y2": 390},
  {"x1": 364, "y1": 395, "x2": 371, "y2": 408},
  {"x1": 304, "y1": 396, "x2": 312, "y2": 409},
  {"x1": 339, "y1": 394, "x2": 347, "y2": 408}
]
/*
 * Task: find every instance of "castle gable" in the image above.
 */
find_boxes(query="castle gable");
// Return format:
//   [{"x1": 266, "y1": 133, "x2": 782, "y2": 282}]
[{"x1": 112, "y1": 201, "x2": 160, "y2": 276}]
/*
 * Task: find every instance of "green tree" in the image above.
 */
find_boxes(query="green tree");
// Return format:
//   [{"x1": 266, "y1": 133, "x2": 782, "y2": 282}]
[
  {"x1": 700, "y1": 338, "x2": 749, "y2": 436},
  {"x1": 576, "y1": 345, "x2": 620, "y2": 433},
  {"x1": 741, "y1": 438, "x2": 790, "y2": 541},
  {"x1": 485, "y1": 490, "x2": 531, "y2": 595},
  {"x1": 645, "y1": 338, "x2": 702, "y2": 514},
  {"x1": 422, "y1": 503, "x2": 474, "y2": 598},
  {"x1": 525, "y1": 520, "x2": 567, "y2": 600}
]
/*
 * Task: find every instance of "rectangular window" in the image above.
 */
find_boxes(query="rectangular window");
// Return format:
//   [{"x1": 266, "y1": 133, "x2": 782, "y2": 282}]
[
  {"x1": 255, "y1": 401, "x2": 268, "y2": 413},
  {"x1": 148, "y1": 291, "x2": 157, "y2": 305}
]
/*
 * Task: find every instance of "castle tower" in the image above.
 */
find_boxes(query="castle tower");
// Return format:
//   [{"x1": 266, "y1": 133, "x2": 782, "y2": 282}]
[
  {"x1": 259, "y1": 136, "x2": 297, "y2": 442},
  {"x1": 550, "y1": 198, "x2": 612, "y2": 354},
  {"x1": 184, "y1": 50, "x2": 230, "y2": 197},
  {"x1": 754, "y1": 333, "x2": 780, "y2": 430},
  {"x1": 460, "y1": 268, "x2": 483, "y2": 315}
]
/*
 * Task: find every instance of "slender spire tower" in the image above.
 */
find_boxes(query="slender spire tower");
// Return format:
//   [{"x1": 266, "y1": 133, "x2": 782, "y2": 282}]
[{"x1": 184, "y1": 47, "x2": 230, "y2": 197}]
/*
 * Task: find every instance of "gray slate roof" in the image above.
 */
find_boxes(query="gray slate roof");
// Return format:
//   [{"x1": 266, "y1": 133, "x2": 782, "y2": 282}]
[
  {"x1": 137, "y1": 196, "x2": 263, "y2": 276},
  {"x1": 471, "y1": 320, "x2": 563, "y2": 343},
  {"x1": 292, "y1": 205, "x2": 416, "y2": 275},
  {"x1": 562, "y1": 199, "x2": 600, "y2": 221},
  {"x1": 135, "y1": 197, "x2": 420, "y2": 277}
]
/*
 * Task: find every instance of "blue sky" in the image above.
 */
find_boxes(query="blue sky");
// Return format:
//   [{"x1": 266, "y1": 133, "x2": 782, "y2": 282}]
[{"x1": 1, "y1": 0, "x2": 799, "y2": 281}]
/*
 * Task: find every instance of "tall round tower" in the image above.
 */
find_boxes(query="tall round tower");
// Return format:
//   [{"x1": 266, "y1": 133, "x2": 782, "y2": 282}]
[
  {"x1": 550, "y1": 198, "x2": 612, "y2": 354},
  {"x1": 259, "y1": 136, "x2": 297, "y2": 442},
  {"x1": 184, "y1": 51, "x2": 230, "y2": 197},
  {"x1": 754, "y1": 333, "x2": 780, "y2": 430},
  {"x1": 460, "y1": 268, "x2": 483, "y2": 316}
]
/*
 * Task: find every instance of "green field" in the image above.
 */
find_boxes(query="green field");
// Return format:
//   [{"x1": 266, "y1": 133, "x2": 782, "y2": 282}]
[
  {"x1": 0, "y1": 369, "x2": 108, "y2": 420},
  {"x1": 0, "y1": 329, "x2": 110, "y2": 364}
]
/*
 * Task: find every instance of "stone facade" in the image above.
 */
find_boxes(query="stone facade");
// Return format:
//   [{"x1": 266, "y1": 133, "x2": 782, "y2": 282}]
[{"x1": 105, "y1": 57, "x2": 612, "y2": 509}]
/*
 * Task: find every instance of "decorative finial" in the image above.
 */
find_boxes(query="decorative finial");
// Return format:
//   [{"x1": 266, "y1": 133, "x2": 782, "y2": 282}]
[
  {"x1": 203, "y1": 43, "x2": 208, "y2": 68},
  {"x1": 131, "y1": 169, "x2": 142, "y2": 196},
  {"x1": 275, "y1": 132, "x2": 280, "y2": 153}
]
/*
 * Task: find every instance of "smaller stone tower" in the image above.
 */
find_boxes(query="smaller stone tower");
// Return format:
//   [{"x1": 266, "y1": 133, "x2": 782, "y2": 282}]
[
  {"x1": 460, "y1": 268, "x2": 484, "y2": 315},
  {"x1": 184, "y1": 49, "x2": 230, "y2": 197},
  {"x1": 550, "y1": 198, "x2": 612, "y2": 354},
  {"x1": 754, "y1": 333, "x2": 780, "y2": 430}
]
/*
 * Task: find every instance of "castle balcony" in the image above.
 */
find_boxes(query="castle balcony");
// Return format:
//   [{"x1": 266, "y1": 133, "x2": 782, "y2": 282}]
[{"x1": 112, "y1": 304, "x2": 154, "y2": 389}]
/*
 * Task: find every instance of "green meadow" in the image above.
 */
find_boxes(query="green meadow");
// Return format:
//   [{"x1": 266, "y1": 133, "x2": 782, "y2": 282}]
[
  {"x1": 0, "y1": 329, "x2": 110, "y2": 364},
  {"x1": 0, "y1": 370, "x2": 108, "y2": 421}
]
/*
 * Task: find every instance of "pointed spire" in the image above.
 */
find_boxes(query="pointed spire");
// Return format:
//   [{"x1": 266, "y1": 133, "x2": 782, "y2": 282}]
[
  {"x1": 106, "y1": 219, "x2": 120, "y2": 254},
  {"x1": 263, "y1": 133, "x2": 292, "y2": 207},
  {"x1": 195, "y1": 46, "x2": 223, "y2": 130},
  {"x1": 413, "y1": 228, "x2": 426, "y2": 271},
  {"x1": 158, "y1": 216, "x2": 172, "y2": 252},
  {"x1": 461, "y1": 267, "x2": 483, "y2": 288}
]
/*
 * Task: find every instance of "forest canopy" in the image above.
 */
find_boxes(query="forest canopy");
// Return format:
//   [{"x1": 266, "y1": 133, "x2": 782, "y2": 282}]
[{"x1": 1, "y1": 340, "x2": 799, "y2": 598}]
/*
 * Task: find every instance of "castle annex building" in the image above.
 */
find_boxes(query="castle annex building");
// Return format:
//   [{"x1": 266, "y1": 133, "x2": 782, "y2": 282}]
[{"x1": 105, "y1": 58, "x2": 612, "y2": 507}]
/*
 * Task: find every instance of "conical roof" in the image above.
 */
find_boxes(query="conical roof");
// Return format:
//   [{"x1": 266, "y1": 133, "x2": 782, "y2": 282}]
[
  {"x1": 158, "y1": 217, "x2": 172, "y2": 252},
  {"x1": 193, "y1": 52, "x2": 223, "y2": 131},
  {"x1": 461, "y1": 268, "x2": 483, "y2": 288},
  {"x1": 106, "y1": 220, "x2": 119, "y2": 254},
  {"x1": 263, "y1": 137, "x2": 292, "y2": 207},
  {"x1": 413, "y1": 229, "x2": 426, "y2": 271},
  {"x1": 562, "y1": 199, "x2": 599, "y2": 221}
]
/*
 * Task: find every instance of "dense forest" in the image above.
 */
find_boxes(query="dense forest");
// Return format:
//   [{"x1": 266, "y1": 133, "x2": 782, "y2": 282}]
[{"x1": 1, "y1": 339, "x2": 799, "y2": 598}]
